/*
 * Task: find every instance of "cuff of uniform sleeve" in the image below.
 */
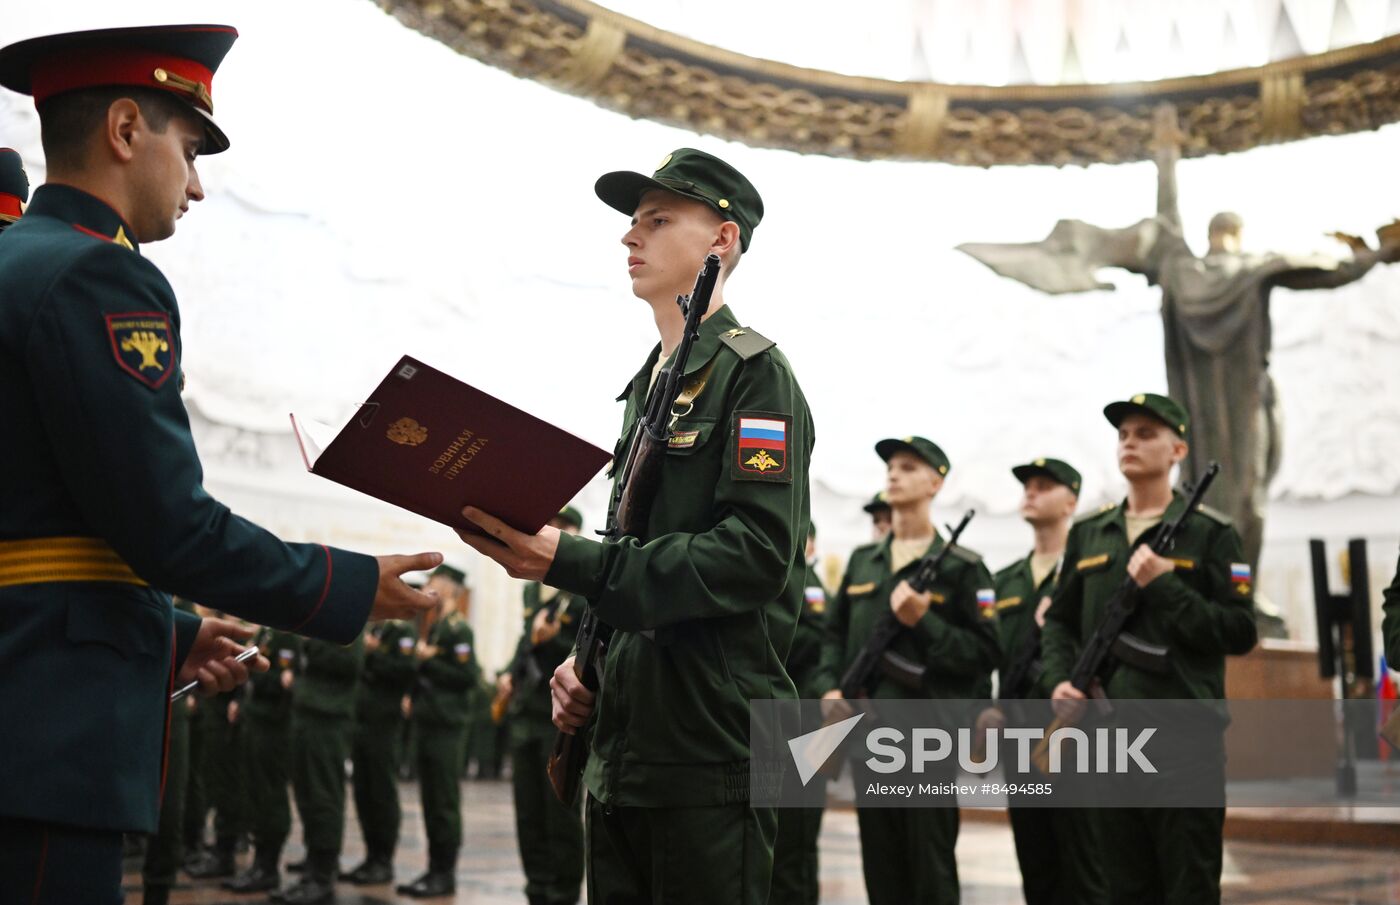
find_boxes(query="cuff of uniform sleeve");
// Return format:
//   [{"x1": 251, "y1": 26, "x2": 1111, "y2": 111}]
[
  {"x1": 173, "y1": 606, "x2": 203, "y2": 672},
  {"x1": 545, "y1": 531, "x2": 606, "y2": 600},
  {"x1": 293, "y1": 547, "x2": 378, "y2": 645}
]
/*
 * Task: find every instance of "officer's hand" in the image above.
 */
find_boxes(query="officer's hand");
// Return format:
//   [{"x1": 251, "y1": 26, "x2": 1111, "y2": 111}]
[
  {"x1": 889, "y1": 580, "x2": 932, "y2": 627},
  {"x1": 820, "y1": 689, "x2": 854, "y2": 723},
  {"x1": 551, "y1": 655, "x2": 595, "y2": 735},
  {"x1": 371, "y1": 553, "x2": 444, "y2": 622},
  {"x1": 1050, "y1": 681, "x2": 1087, "y2": 720},
  {"x1": 177, "y1": 618, "x2": 270, "y2": 696},
  {"x1": 457, "y1": 507, "x2": 561, "y2": 583},
  {"x1": 1126, "y1": 547, "x2": 1174, "y2": 589},
  {"x1": 531, "y1": 607, "x2": 562, "y2": 646}
]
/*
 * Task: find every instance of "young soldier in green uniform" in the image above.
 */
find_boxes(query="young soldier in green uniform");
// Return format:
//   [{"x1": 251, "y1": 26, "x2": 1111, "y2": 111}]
[
  {"x1": 863, "y1": 491, "x2": 892, "y2": 541},
  {"x1": 398, "y1": 565, "x2": 481, "y2": 898},
  {"x1": 342, "y1": 616, "x2": 418, "y2": 885},
  {"x1": 459, "y1": 149, "x2": 814, "y2": 905},
  {"x1": 223, "y1": 627, "x2": 302, "y2": 893},
  {"x1": 980, "y1": 459, "x2": 1107, "y2": 905},
  {"x1": 183, "y1": 681, "x2": 248, "y2": 879},
  {"x1": 1042, "y1": 393, "x2": 1257, "y2": 905},
  {"x1": 276, "y1": 633, "x2": 365, "y2": 904},
  {"x1": 0, "y1": 147, "x2": 27, "y2": 233},
  {"x1": 0, "y1": 26, "x2": 440, "y2": 904},
  {"x1": 769, "y1": 523, "x2": 830, "y2": 905},
  {"x1": 816, "y1": 436, "x2": 999, "y2": 905},
  {"x1": 500, "y1": 506, "x2": 587, "y2": 905}
]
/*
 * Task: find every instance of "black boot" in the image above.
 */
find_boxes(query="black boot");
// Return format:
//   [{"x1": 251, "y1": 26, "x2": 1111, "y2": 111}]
[
  {"x1": 396, "y1": 869, "x2": 455, "y2": 897},
  {"x1": 223, "y1": 857, "x2": 281, "y2": 892},
  {"x1": 272, "y1": 873, "x2": 336, "y2": 904},
  {"x1": 340, "y1": 856, "x2": 393, "y2": 885},
  {"x1": 183, "y1": 845, "x2": 235, "y2": 879}
]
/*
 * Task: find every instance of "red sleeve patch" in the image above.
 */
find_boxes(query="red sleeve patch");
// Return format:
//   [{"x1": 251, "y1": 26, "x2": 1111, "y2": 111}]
[{"x1": 105, "y1": 312, "x2": 175, "y2": 389}]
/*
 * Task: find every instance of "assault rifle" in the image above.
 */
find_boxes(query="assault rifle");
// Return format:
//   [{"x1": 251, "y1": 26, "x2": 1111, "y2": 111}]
[
  {"x1": 491, "y1": 592, "x2": 568, "y2": 724},
  {"x1": 838, "y1": 509, "x2": 975, "y2": 699},
  {"x1": 1031, "y1": 462, "x2": 1219, "y2": 770},
  {"x1": 547, "y1": 254, "x2": 722, "y2": 805}
]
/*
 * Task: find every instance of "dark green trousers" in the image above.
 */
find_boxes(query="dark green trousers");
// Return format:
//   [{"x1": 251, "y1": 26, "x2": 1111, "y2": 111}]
[
  {"x1": 352, "y1": 716, "x2": 405, "y2": 862},
  {"x1": 290, "y1": 711, "x2": 352, "y2": 876},
  {"x1": 245, "y1": 714, "x2": 294, "y2": 860},
  {"x1": 181, "y1": 702, "x2": 207, "y2": 851},
  {"x1": 768, "y1": 805, "x2": 822, "y2": 905},
  {"x1": 416, "y1": 722, "x2": 467, "y2": 869},
  {"x1": 853, "y1": 798, "x2": 959, "y2": 905},
  {"x1": 141, "y1": 702, "x2": 190, "y2": 890},
  {"x1": 1097, "y1": 807, "x2": 1224, "y2": 904},
  {"x1": 585, "y1": 796, "x2": 777, "y2": 905},
  {"x1": 202, "y1": 703, "x2": 247, "y2": 852},
  {"x1": 511, "y1": 734, "x2": 584, "y2": 902},
  {"x1": 1007, "y1": 805, "x2": 1109, "y2": 905},
  {"x1": 0, "y1": 818, "x2": 123, "y2": 905}
]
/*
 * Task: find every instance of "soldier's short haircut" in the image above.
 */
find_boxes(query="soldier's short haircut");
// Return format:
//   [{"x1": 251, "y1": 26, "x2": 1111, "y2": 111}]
[{"x1": 39, "y1": 87, "x2": 192, "y2": 170}]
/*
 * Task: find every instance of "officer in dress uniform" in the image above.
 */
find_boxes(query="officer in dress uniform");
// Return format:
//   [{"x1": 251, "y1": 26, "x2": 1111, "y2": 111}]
[
  {"x1": 0, "y1": 147, "x2": 28, "y2": 233},
  {"x1": 502, "y1": 506, "x2": 587, "y2": 905},
  {"x1": 459, "y1": 149, "x2": 815, "y2": 905},
  {"x1": 1042, "y1": 393, "x2": 1257, "y2": 904},
  {"x1": 0, "y1": 25, "x2": 439, "y2": 904}
]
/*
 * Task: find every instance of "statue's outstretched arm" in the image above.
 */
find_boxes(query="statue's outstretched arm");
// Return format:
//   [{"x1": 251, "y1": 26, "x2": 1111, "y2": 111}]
[{"x1": 1153, "y1": 103, "x2": 1185, "y2": 232}]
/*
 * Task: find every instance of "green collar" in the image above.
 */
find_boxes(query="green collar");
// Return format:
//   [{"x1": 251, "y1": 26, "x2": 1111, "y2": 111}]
[
  {"x1": 620, "y1": 303, "x2": 741, "y2": 401},
  {"x1": 26, "y1": 183, "x2": 140, "y2": 253},
  {"x1": 871, "y1": 528, "x2": 944, "y2": 568},
  {"x1": 1105, "y1": 490, "x2": 1187, "y2": 534}
]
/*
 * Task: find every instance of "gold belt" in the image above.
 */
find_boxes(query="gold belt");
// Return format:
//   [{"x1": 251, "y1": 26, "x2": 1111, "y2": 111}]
[{"x1": 0, "y1": 536, "x2": 148, "y2": 589}]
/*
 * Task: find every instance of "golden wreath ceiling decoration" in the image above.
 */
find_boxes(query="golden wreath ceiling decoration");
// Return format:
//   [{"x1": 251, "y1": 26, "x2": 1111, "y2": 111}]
[{"x1": 375, "y1": 0, "x2": 1400, "y2": 166}]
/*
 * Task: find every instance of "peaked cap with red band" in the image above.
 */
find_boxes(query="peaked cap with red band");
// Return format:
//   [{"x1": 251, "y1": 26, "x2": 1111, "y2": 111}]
[
  {"x1": 0, "y1": 148, "x2": 27, "y2": 224},
  {"x1": 0, "y1": 24, "x2": 238, "y2": 154}
]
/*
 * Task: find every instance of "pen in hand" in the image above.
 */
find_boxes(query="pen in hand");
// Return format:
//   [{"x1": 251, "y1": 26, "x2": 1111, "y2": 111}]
[{"x1": 170, "y1": 645, "x2": 261, "y2": 702}]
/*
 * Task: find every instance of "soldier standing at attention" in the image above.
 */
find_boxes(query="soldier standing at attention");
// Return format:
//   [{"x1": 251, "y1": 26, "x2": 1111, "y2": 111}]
[
  {"x1": 1042, "y1": 393, "x2": 1257, "y2": 904},
  {"x1": 769, "y1": 522, "x2": 830, "y2": 905},
  {"x1": 0, "y1": 147, "x2": 28, "y2": 233},
  {"x1": 458, "y1": 149, "x2": 814, "y2": 905},
  {"x1": 501, "y1": 506, "x2": 587, "y2": 905},
  {"x1": 863, "y1": 491, "x2": 892, "y2": 541},
  {"x1": 815, "y1": 436, "x2": 1000, "y2": 905},
  {"x1": 983, "y1": 459, "x2": 1108, "y2": 905},
  {"x1": 223, "y1": 627, "x2": 302, "y2": 894},
  {"x1": 398, "y1": 565, "x2": 481, "y2": 899},
  {"x1": 342, "y1": 615, "x2": 418, "y2": 886},
  {"x1": 0, "y1": 25, "x2": 440, "y2": 904},
  {"x1": 276, "y1": 632, "x2": 365, "y2": 904}
]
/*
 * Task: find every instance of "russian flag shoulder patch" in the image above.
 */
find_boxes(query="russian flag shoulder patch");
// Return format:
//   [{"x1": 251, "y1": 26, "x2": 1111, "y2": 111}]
[{"x1": 733, "y1": 411, "x2": 792, "y2": 483}]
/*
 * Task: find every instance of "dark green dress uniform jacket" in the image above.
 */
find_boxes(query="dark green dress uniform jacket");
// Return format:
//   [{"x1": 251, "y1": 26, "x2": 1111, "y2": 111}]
[
  {"x1": 413, "y1": 615, "x2": 481, "y2": 727},
  {"x1": 815, "y1": 533, "x2": 1000, "y2": 700},
  {"x1": 357, "y1": 621, "x2": 419, "y2": 723},
  {"x1": 0, "y1": 185, "x2": 377, "y2": 834},
  {"x1": 508, "y1": 582, "x2": 585, "y2": 742},
  {"x1": 994, "y1": 556, "x2": 1058, "y2": 699},
  {"x1": 544, "y1": 305, "x2": 814, "y2": 807},
  {"x1": 1041, "y1": 494, "x2": 1257, "y2": 701},
  {"x1": 1382, "y1": 547, "x2": 1400, "y2": 668}
]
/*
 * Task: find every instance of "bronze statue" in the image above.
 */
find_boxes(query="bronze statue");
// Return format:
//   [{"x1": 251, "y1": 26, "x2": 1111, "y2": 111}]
[{"x1": 958, "y1": 104, "x2": 1399, "y2": 572}]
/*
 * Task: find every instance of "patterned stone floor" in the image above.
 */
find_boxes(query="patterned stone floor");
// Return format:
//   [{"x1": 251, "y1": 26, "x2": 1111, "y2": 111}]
[{"x1": 124, "y1": 779, "x2": 1400, "y2": 904}]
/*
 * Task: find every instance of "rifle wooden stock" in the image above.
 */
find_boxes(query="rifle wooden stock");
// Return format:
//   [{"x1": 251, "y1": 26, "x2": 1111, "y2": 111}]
[
  {"x1": 612, "y1": 430, "x2": 667, "y2": 539},
  {"x1": 547, "y1": 613, "x2": 610, "y2": 804}
]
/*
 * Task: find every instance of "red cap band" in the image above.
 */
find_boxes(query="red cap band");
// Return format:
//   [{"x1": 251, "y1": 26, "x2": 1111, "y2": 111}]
[{"x1": 30, "y1": 48, "x2": 214, "y2": 112}]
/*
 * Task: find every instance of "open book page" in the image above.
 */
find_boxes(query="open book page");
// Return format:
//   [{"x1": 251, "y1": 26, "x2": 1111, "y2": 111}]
[{"x1": 289, "y1": 406, "x2": 361, "y2": 471}]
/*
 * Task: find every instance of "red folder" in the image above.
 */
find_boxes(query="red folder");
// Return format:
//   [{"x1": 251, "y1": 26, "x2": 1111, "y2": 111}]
[{"x1": 291, "y1": 356, "x2": 611, "y2": 535}]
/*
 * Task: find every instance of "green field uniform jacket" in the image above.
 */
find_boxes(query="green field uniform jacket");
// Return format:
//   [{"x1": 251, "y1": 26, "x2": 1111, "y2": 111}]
[
  {"x1": 508, "y1": 582, "x2": 585, "y2": 739},
  {"x1": 785, "y1": 562, "x2": 830, "y2": 700},
  {"x1": 1041, "y1": 493, "x2": 1257, "y2": 701},
  {"x1": 993, "y1": 555, "x2": 1058, "y2": 699},
  {"x1": 245, "y1": 628, "x2": 303, "y2": 722},
  {"x1": 357, "y1": 620, "x2": 418, "y2": 723},
  {"x1": 815, "y1": 533, "x2": 1000, "y2": 700},
  {"x1": 545, "y1": 305, "x2": 814, "y2": 807},
  {"x1": 293, "y1": 635, "x2": 365, "y2": 719},
  {"x1": 412, "y1": 615, "x2": 481, "y2": 728}
]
